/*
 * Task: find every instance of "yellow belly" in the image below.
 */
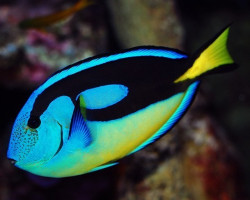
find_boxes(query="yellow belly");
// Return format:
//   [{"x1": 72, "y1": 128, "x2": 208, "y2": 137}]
[
  {"x1": 24, "y1": 92, "x2": 185, "y2": 177},
  {"x1": 83, "y1": 92, "x2": 185, "y2": 169}
]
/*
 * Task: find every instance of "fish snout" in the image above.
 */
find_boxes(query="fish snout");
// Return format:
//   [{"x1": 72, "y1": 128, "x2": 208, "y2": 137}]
[{"x1": 8, "y1": 158, "x2": 17, "y2": 165}]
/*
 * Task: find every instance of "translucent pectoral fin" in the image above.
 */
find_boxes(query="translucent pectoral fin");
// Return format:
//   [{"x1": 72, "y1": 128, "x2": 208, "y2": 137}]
[{"x1": 68, "y1": 95, "x2": 92, "y2": 147}]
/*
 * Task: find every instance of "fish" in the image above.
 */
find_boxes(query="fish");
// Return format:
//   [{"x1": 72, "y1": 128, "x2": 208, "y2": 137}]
[
  {"x1": 7, "y1": 26, "x2": 237, "y2": 178},
  {"x1": 19, "y1": 0, "x2": 93, "y2": 30}
]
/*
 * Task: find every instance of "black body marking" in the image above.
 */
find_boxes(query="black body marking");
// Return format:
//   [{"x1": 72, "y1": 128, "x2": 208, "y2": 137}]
[
  {"x1": 28, "y1": 116, "x2": 41, "y2": 129},
  {"x1": 30, "y1": 49, "x2": 191, "y2": 121}
]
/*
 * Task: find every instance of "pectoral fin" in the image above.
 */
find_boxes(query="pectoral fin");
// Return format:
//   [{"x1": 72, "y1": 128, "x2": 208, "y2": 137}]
[{"x1": 68, "y1": 95, "x2": 92, "y2": 147}]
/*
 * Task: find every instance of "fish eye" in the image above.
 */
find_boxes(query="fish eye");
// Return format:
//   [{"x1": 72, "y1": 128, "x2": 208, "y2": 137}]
[{"x1": 28, "y1": 115, "x2": 41, "y2": 129}]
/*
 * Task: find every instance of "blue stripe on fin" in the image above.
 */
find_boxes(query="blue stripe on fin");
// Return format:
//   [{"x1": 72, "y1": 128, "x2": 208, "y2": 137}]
[
  {"x1": 69, "y1": 96, "x2": 92, "y2": 147},
  {"x1": 129, "y1": 81, "x2": 200, "y2": 155},
  {"x1": 77, "y1": 84, "x2": 128, "y2": 110},
  {"x1": 35, "y1": 48, "x2": 187, "y2": 97},
  {"x1": 88, "y1": 162, "x2": 118, "y2": 173}
]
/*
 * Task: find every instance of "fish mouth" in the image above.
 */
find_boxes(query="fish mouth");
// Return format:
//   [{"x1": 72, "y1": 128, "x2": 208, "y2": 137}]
[{"x1": 8, "y1": 158, "x2": 17, "y2": 165}]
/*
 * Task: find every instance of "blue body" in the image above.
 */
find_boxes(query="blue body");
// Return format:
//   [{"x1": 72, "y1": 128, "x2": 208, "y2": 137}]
[{"x1": 7, "y1": 26, "x2": 235, "y2": 177}]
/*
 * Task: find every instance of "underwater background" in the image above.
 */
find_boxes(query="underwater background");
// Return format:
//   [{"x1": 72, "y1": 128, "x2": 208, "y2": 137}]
[{"x1": 0, "y1": 0, "x2": 249, "y2": 199}]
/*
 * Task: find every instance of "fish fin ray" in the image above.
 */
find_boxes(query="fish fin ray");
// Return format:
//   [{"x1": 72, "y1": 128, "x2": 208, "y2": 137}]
[
  {"x1": 68, "y1": 95, "x2": 92, "y2": 147},
  {"x1": 175, "y1": 26, "x2": 236, "y2": 83}
]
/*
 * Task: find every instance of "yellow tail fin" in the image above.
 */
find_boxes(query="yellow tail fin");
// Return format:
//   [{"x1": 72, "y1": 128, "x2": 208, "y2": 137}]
[{"x1": 175, "y1": 27, "x2": 234, "y2": 83}]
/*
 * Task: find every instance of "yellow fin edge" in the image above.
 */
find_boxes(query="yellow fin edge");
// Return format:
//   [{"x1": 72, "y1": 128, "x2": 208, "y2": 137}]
[
  {"x1": 79, "y1": 95, "x2": 87, "y2": 119},
  {"x1": 174, "y1": 27, "x2": 234, "y2": 83}
]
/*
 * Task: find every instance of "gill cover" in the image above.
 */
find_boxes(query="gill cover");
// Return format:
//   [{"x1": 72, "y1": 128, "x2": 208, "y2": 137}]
[{"x1": 7, "y1": 93, "x2": 74, "y2": 168}]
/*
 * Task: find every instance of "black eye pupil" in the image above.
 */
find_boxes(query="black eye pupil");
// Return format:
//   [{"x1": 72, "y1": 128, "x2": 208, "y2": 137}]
[{"x1": 28, "y1": 116, "x2": 41, "y2": 129}]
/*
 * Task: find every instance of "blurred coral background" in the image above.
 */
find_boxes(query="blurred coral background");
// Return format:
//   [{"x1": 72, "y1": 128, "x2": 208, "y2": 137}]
[{"x1": 0, "y1": 0, "x2": 249, "y2": 199}]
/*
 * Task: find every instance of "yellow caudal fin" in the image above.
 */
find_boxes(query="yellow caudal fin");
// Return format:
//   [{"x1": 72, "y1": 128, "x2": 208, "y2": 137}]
[{"x1": 175, "y1": 26, "x2": 235, "y2": 83}]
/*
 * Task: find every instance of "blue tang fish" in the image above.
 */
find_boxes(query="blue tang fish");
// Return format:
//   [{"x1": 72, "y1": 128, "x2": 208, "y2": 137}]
[{"x1": 7, "y1": 26, "x2": 236, "y2": 178}]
